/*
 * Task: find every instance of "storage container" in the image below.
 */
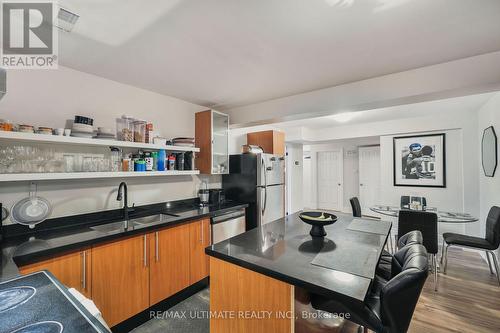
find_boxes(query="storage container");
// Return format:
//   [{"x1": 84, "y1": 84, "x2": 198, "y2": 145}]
[{"x1": 133, "y1": 120, "x2": 147, "y2": 143}]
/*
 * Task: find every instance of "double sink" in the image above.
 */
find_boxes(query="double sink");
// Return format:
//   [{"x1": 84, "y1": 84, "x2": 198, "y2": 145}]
[{"x1": 90, "y1": 213, "x2": 181, "y2": 233}]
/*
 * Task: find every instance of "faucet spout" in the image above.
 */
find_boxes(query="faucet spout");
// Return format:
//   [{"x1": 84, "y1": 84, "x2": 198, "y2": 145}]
[{"x1": 117, "y1": 182, "x2": 129, "y2": 222}]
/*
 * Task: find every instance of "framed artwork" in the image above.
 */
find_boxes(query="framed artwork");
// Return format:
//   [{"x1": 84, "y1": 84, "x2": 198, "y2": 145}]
[{"x1": 393, "y1": 133, "x2": 446, "y2": 188}]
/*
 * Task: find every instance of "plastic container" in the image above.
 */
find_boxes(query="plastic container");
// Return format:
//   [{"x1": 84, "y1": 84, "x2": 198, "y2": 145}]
[
  {"x1": 116, "y1": 115, "x2": 134, "y2": 142},
  {"x1": 168, "y1": 154, "x2": 176, "y2": 170},
  {"x1": 134, "y1": 159, "x2": 146, "y2": 172},
  {"x1": 145, "y1": 123, "x2": 154, "y2": 143},
  {"x1": 151, "y1": 151, "x2": 158, "y2": 171},
  {"x1": 157, "y1": 150, "x2": 166, "y2": 171},
  {"x1": 133, "y1": 120, "x2": 147, "y2": 143},
  {"x1": 144, "y1": 152, "x2": 154, "y2": 171},
  {"x1": 122, "y1": 157, "x2": 131, "y2": 172},
  {"x1": 110, "y1": 147, "x2": 121, "y2": 172},
  {"x1": 176, "y1": 153, "x2": 185, "y2": 171}
]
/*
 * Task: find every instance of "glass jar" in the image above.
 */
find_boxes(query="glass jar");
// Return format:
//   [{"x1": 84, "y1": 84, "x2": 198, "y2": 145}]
[
  {"x1": 0, "y1": 119, "x2": 13, "y2": 131},
  {"x1": 116, "y1": 115, "x2": 134, "y2": 142},
  {"x1": 133, "y1": 120, "x2": 146, "y2": 143}
]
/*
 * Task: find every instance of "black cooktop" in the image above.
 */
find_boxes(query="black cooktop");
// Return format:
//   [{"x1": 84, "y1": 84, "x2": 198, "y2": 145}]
[{"x1": 0, "y1": 271, "x2": 107, "y2": 333}]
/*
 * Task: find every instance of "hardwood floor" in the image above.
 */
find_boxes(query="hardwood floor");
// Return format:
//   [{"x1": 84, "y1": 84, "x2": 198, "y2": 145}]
[
  {"x1": 409, "y1": 247, "x2": 500, "y2": 333},
  {"x1": 296, "y1": 247, "x2": 500, "y2": 333}
]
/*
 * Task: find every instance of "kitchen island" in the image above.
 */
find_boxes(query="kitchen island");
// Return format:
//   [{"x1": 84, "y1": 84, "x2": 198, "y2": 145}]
[{"x1": 206, "y1": 211, "x2": 391, "y2": 332}]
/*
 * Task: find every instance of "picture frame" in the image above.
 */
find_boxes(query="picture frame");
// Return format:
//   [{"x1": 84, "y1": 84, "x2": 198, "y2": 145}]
[{"x1": 393, "y1": 133, "x2": 446, "y2": 188}]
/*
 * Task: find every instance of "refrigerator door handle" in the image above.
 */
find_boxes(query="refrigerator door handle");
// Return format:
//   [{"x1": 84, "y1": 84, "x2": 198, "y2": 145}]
[{"x1": 262, "y1": 157, "x2": 267, "y2": 215}]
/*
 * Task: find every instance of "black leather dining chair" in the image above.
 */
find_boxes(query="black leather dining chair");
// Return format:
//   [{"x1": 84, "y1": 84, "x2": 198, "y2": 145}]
[
  {"x1": 398, "y1": 210, "x2": 438, "y2": 291},
  {"x1": 377, "y1": 230, "x2": 423, "y2": 280},
  {"x1": 311, "y1": 244, "x2": 428, "y2": 333},
  {"x1": 350, "y1": 197, "x2": 394, "y2": 252},
  {"x1": 441, "y1": 206, "x2": 500, "y2": 286},
  {"x1": 350, "y1": 197, "x2": 362, "y2": 218}
]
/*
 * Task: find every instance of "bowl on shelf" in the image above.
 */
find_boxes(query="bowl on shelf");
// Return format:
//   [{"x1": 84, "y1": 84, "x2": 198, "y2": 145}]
[
  {"x1": 299, "y1": 211, "x2": 337, "y2": 238},
  {"x1": 72, "y1": 123, "x2": 93, "y2": 133}
]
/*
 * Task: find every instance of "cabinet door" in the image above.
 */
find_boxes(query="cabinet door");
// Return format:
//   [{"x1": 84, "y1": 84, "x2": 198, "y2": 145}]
[
  {"x1": 189, "y1": 219, "x2": 211, "y2": 284},
  {"x1": 91, "y1": 235, "x2": 149, "y2": 327},
  {"x1": 149, "y1": 223, "x2": 191, "y2": 305},
  {"x1": 247, "y1": 130, "x2": 285, "y2": 155},
  {"x1": 19, "y1": 249, "x2": 92, "y2": 299}
]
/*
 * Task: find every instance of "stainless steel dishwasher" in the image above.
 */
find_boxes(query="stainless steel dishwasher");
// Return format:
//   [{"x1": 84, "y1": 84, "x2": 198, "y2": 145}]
[{"x1": 211, "y1": 208, "x2": 246, "y2": 244}]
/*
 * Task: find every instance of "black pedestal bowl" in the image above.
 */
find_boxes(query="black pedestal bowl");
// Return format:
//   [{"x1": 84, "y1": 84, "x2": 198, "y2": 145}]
[{"x1": 299, "y1": 211, "x2": 338, "y2": 238}]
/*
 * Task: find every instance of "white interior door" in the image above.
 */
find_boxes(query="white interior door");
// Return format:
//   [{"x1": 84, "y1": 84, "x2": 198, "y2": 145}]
[
  {"x1": 317, "y1": 150, "x2": 343, "y2": 211},
  {"x1": 303, "y1": 154, "x2": 313, "y2": 209},
  {"x1": 359, "y1": 146, "x2": 381, "y2": 215}
]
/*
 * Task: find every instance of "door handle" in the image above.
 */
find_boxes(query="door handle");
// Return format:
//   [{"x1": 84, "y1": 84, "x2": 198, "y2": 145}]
[
  {"x1": 81, "y1": 251, "x2": 86, "y2": 291},
  {"x1": 143, "y1": 235, "x2": 148, "y2": 267},
  {"x1": 200, "y1": 221, "x2": 203, "y2": 243},
  {"x1": 155, "y1": 232, "x2": 159, "y2": 262}
]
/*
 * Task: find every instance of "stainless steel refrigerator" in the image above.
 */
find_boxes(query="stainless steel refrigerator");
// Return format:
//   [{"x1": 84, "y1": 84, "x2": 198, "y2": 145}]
[{"x1": 222, "y1": 153, "x2": 285, "y2": 230}]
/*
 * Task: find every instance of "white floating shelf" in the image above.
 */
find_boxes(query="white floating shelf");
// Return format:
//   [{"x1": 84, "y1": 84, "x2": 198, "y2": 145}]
[
  {"x1": 0, "y1": 170, "x2": 200, "y2": 182},
  {"x1": 0, "y1": 131, "x2": 199, "y2": 152}
]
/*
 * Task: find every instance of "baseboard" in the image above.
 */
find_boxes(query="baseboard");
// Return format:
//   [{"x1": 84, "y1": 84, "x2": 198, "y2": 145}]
[{"x1": 111, "y1": 277, "x2": 209, "y2": 333}]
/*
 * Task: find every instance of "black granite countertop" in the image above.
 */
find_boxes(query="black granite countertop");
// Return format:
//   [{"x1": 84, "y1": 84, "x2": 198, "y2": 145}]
[
  {"x1": 206, "y1": 212, "x2": 391, "y2": 303},
  {"x1": 1, "y1": 199, "x2": 248, "y2": 282}
]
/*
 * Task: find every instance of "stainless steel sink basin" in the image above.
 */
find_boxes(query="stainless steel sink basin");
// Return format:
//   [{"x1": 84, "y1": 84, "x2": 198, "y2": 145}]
[
  {"x1": 90, "y1": 221, "x2": 128, "y2": 233},
  {"x1": 130, "y1": 213, "x2": 179, "y2": 227},
  {"x1": 90, "y1": 213, "x2": 180, "y2": 233}
]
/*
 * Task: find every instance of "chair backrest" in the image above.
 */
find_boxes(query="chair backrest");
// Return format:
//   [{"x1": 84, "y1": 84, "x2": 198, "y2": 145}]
[
  {"x1": 398, "y1": 210, "x2": 438, "y2": 254},
  {"x1": 486, "y1": 206, "x2": 500, "y2": 248},
  {"x1": 400, "y1": 196, "x2": 410, "y2": 208},
  {"x1": 397, "y1": 230, "x2": 423, "y2": 250},
  {"x1": 382, "y1": 244, "x2": 428, "y2": 333},
  {"x1": 350, "y1": 197, "x2": 362, "y2": 218}
]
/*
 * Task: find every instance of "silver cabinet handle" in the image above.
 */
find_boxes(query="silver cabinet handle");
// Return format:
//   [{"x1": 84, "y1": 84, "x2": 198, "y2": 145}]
[
  {"x1": 200, "y1": 221, "x2": 204, "y2": 243},
  {"x1": 143, "y1": 235, "x2": 148, "y2": 267},
  {"x1": 81, "y1": 251, "x2": 86, "y2": 290},
  {"x1": 155, "y1": 232, "x2": 159, "y2": 262}
]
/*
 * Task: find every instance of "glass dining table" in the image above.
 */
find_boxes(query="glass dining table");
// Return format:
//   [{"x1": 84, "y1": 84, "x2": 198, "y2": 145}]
[{"x1": 370, "y1": 205, "x2": 479, "y2": 223}]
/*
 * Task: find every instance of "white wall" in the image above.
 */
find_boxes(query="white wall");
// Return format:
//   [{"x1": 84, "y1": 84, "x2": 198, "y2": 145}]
[
  {"x1": 477, "y1": 92, "x2": 500, "y2": 256},
  {"x1": 286, "y1": 143, "x2": 303, "y2": 215},
  {"x1": 304, "y1": 137, "x2": 380, "y2": 213},
  {"x1": 0, "y1": 66, "x2": 219, "y2": 224}
]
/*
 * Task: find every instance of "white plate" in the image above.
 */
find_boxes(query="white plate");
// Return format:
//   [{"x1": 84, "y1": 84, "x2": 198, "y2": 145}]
[{"x1": 71, "y1": 133, "x2": 94, "y2": 138}]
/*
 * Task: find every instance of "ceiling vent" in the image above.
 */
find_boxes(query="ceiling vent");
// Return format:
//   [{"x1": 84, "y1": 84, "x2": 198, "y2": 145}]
[{"x1": 55, "y1": 7, "x2": 79, "y2": 32}]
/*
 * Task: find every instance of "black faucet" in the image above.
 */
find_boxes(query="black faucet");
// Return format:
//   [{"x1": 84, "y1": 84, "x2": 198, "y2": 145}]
[{"x1": 117, "y1": 182, "x2": 131, "y2": 221}]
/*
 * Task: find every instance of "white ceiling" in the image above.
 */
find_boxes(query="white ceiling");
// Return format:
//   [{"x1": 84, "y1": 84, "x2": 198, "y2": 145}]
[
  {"x1": 271, "y1": 92, "x2": 495, "y2": 130},
  {"x1": 58, "y1": 0, "x2": 500, "y2": 109}
]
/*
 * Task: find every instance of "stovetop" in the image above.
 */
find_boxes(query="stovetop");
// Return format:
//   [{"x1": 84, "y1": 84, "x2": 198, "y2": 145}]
[{"x1": 0, "y1": 271, "x2": 107, "y2": 333}]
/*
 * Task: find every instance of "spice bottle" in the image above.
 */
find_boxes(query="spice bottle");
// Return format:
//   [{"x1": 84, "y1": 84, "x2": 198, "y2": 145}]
[{"x1": 168, "y1": 154, "x2": 176, "y2": 170}]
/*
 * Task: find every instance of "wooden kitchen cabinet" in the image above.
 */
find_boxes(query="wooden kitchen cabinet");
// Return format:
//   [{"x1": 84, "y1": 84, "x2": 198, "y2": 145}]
[
  {"x1": 91, "y1": 234, "x2": 150, "y2": 327},
  {"x1": 189, "y1": 218, "x2": 211, "y2": 284},
  {"x1": 19, "y1": 248, "x2": 92, "y2": 299},
  {"x1": 149, "y1": 223, "x2": 191, "y2": 305},
  {"x1": 247, "y1": 130, "x2": 285, "y2": 156},
  {"x1": 195, "y1": 110, "x2": 229, "y2": 174}
]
